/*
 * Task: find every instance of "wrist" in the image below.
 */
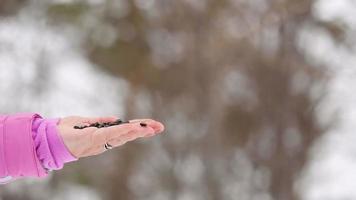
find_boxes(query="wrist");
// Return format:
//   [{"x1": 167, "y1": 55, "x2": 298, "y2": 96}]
[{"x1": 48, "y1": 118, "x2": 78, "y2": 164}]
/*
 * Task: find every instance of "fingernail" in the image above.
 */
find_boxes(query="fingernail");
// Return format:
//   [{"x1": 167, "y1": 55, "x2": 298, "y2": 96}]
[{"x1": 140, "y1": 122, "x2": 147, "y2": 127}]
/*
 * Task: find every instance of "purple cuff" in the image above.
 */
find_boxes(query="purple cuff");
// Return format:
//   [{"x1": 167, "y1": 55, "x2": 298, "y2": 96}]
[{"x1": 32, "y1": 117, "x2": 77, "y2": 171}]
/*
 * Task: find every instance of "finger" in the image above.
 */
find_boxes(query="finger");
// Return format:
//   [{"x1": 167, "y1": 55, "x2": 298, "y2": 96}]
[
  {"x1": 149, "y1": 121, "x2": 165, "y2": 134},
  {"x1": 89, "y1": 126, "x2": 155, "y2": 156},
  {"x1": 110, "y1": 124, "x2": 155, "y2": 143},
  {"x1": 105, "y1": 122, "x2": 154, "y2": 140},
  {"x1": 90, "y1": 122, "x2": 150, "y2": 145},
  {"x1": 89, "y1": 127, "x2": 153, "y2": 155},
  {"x1": 129, "y1": 119, "x2": 165, "y2": 134},
  {"x1": 108, "y1": 126, "x2": 155, "y2": 147}
]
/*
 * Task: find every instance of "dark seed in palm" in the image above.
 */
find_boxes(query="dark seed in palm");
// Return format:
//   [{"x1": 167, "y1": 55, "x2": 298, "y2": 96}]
[
  {"x1": 114, "y1": 119, "x2": 123, "y2": 124},
  {"x1": 74, "y1": 119, "x2": 131, "y2": 129},
  {"x1": 140, "y1": 123, "x2": 147, "y2": 127}
]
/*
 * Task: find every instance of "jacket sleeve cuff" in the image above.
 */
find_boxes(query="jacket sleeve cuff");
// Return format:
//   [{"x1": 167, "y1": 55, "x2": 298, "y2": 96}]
[
  {"x1": 0, "y1": 113, "x2": 48, "y2": 179},
  {"x1": 32, "y1": 117, "x2": 78, "y2": 171}
]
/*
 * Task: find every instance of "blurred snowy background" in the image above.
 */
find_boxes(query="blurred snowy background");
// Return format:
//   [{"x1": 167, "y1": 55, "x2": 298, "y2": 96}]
[{"x1": 0, "y1": 0, "x2": 355, "y2": 200}]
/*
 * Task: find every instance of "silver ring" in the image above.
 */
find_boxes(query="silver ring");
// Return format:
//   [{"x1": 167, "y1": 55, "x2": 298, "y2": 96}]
[{"x1": 104, "y1": 143, "x2": 113, "y2": 150}]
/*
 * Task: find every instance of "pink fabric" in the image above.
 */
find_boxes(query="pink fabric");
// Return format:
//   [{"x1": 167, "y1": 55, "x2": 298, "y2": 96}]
[
  {"x1": 32, "y1": 117, "x2": 77, "y2": 171},
  {"x1": 0, "y1": 113, "x2": 47, "y2": 178},
  {"x1": 0, "y1": 113, "x2": 77, "y2": 182}
]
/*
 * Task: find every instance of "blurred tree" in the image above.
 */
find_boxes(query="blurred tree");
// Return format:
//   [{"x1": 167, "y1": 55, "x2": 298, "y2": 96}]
[
  {"x1": 83, "y1": 1, "x2": 328, "y2": 199},
  {"x1": 0, "y1": 0, "x2": 27, "y2": 16}
]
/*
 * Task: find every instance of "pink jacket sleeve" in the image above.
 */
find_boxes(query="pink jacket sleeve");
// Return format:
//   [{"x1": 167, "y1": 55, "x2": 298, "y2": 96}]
[
  {"x1": 0, "y1": 113, "x2": 47, "y2": 180},
  {"x1": 0, "y1": 113, "x2": 77, "y2": 184}
]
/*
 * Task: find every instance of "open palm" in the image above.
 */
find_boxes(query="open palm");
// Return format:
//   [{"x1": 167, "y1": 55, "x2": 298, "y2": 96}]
[{"x1": 57, "y1": 116, "x2": 165, "y2": 158}]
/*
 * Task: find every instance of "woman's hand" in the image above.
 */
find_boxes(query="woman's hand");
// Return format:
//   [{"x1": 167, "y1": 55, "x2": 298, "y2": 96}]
[{"x1": 57, "y1": 116, "x2": 165, "y2": 159}]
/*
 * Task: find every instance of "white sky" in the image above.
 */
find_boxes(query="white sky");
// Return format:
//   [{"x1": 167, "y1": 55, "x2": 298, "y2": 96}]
[
  {"x1": 297, "y1": 0, "x2": 356, "y2": 199},
  {"x1": 0, "y1": 9, "x2": 128, "y2": 118}
]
